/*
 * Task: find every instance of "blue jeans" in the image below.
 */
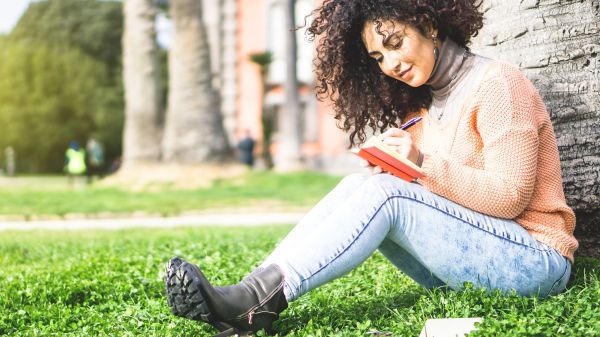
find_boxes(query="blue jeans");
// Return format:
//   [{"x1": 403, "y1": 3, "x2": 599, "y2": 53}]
[{"x1": 260, "y1": 173, "x2": 571, "y2": 301}]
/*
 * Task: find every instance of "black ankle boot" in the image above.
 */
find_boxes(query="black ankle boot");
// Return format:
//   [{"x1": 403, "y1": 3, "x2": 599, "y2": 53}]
[{"x1": 165, "y1": 257, "x2": 288, "y2": 336}]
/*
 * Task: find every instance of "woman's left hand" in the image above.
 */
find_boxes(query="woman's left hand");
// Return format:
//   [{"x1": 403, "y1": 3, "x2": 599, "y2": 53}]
[{"x1": 379, "y1": 128, "x2": 421, "y2": 165}]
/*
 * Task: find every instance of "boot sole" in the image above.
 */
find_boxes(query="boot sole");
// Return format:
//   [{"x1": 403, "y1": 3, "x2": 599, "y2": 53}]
[
  {"x1": 164, "y1": 257, "x2": 251, "y2": 336},
  {"x1": 165, "y1": 257, "x2": 212, "y2": 321}
]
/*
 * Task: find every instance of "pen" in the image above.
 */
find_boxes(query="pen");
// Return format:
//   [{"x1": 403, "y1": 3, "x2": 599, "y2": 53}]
[{"x1": 400, "y1": 116, "x2": 423, "y2": 130}]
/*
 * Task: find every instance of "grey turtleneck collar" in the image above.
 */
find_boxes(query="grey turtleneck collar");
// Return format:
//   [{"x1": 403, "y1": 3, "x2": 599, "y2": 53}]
[{"x1": 425, "y1": 38, "x2": 469, "y2": 91}]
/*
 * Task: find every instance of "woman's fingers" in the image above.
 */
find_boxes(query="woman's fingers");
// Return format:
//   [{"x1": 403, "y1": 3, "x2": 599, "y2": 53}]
[
  {"x1": 360, "y1": 158, "x2": 384, "y2": 175},
  {"x1": 382, "y1": 136, "x2": 410, "y2": 146},
  {"x1": 382, "y1": 136, "x2": 410, "y2": 156},
  {"x1": 379, "y1": 127, "x2": 405, "y2": 138}
]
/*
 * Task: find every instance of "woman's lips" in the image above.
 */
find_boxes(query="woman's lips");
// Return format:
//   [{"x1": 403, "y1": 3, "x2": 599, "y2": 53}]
[{"x1": 399, "y1": 65, "x2": 412, "y2": 78}]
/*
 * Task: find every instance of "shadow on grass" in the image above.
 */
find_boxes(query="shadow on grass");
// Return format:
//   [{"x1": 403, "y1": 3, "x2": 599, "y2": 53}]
[
  {"x1": 273, "y1": 257, "x2": 600, "y2": 336},
  {"x1": 276, "y1": 286, "x2": 425, "y2": 334}
]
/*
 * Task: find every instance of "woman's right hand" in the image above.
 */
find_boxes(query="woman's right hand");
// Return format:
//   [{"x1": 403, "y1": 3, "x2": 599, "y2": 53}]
[{"x1": 360, "y1": 159, "x2": 383, "y2": 175}]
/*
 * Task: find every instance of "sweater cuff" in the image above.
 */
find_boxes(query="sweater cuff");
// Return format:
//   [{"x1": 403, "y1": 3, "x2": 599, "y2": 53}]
[
  {"x1": 421, "y1": 152, "x2": 434, "y2": 170},
  {"x1": 416, "y1": 151, "x2": 424, "y2": 167},
  {"x1": 418, "y1": 152, "x2": 435, "y2": 183}
]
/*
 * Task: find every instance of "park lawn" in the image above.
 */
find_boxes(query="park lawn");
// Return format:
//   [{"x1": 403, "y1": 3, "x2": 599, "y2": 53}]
[
  {"x1": 0, "y1": 226, "x2": 599, "y2": 337},
  {"x1": 0, "y1": 171, "x2": 342, "y2": 218}
]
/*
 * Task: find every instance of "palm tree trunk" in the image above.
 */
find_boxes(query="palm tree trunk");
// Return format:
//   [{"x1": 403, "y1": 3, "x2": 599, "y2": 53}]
[
  {"x1": 472, "y1": 0, "x2": 600, "y2": 258},
  {"x1": 161, "y1": 0, "x2": 230, "y2": 163},
  {"x1": 122, "y1": 0, "x2": 162, "y2": 167},
  {"x1": 276, "y1": 0, "x2": 304, "y2": 171},
  {"x1": 249, "y1": 52, "x2": 275, "y2": 169}
]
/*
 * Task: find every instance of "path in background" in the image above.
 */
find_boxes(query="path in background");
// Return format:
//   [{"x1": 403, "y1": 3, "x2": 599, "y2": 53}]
[
  {"x1": 0, "y1": 211, "x2": 305, "y2": 231},
  {"x1": 0, "y1": 176, "x2": 68, "y2": 189}
]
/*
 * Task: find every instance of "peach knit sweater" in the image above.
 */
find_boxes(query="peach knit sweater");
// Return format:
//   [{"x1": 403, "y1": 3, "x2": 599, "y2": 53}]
[{"x1": 409, "y1": 61, "x2": 578, "y2": 262}]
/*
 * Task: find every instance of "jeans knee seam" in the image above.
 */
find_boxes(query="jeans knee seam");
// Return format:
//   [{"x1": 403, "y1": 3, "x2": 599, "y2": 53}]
[{"x1": 391, "y1": 193, "x2": 552, "y2": 253}]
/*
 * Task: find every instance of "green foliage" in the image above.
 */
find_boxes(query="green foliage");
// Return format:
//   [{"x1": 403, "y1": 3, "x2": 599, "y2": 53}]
[
  {"x1": 0, "y1": 0, "x2": 124, "y2": 173},
  {"x1": 0, "y1": 227, "x2": 598, "y2": 336},
  {"x1": 249, "y1": 51, "x2": 273, "y2": 68},
  {"x1": 0, "y1": 172, "x2": 342, "y2": 217},
  {"x1": 0, "y1": 40, "x2": 115, "y2": 172},
  {"x1": 10, "y1": 0, "x2": 123, "y2": 78}
]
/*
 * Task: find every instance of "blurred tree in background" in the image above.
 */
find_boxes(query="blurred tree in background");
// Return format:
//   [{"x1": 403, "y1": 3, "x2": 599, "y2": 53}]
[
  {"x1": 0, "y1": 41, "x2": 108, "y2": 172},
  {"x1": 121, "y1": 0, "x2": 163, "y2": 168},
  {"x1": 0, "y1": 0, "x2": 123, "y2": 173},
  {"x1": 161, "y1": 0, "x2": 230, "y2": 164}
]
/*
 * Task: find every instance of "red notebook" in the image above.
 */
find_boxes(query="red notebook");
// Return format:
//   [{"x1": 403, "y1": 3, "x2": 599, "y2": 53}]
[{"x1": 352, "y1": 137, "x2": 424, "y2": 182}]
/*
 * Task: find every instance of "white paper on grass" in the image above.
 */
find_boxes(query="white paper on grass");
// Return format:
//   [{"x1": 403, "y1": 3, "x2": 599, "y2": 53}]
[{"x1": 418, "y1": 317, "x2": 483, "y2": 337}]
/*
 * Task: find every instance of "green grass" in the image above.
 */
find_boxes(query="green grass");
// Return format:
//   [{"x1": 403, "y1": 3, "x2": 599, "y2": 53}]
[
  {"x1": 0, "y1": 171, "x2": 342, "y2": 217},
  {"x1": 1, "y1": 226, "x2": 598, "y2": 336}
]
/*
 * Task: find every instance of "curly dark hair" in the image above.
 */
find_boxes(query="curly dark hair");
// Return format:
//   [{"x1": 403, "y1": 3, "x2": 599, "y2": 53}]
[{"x1": 306, "y1": 0, "x2": 484, "y2": 146}]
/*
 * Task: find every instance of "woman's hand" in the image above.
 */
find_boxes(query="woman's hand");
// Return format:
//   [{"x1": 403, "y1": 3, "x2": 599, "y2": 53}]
[
  {"x1": 360, "y1": 128, "x2": 421, "y2": 175},
  {"x1": 360, "y1": 158, "x2": 384, "y2": 175},
  {"x1": 379, "y1": 128, "x2": 421, "y2": 165}
]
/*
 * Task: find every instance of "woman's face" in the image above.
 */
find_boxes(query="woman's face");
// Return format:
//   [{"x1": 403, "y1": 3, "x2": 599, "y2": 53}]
[{"x1": 361, "y1": 20, "x2": 436, "y2": 87}]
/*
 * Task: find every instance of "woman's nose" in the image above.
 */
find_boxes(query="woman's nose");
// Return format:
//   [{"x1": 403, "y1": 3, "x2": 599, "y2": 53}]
[{"x1": 383, "y1": 51, "x2": 402, "y2": 74}]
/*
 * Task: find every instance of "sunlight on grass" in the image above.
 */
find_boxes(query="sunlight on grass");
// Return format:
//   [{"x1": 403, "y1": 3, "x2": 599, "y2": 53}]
[
  {"x1": 0, "y1": 227, "x2": 598, "y2": 336},
  {"x1": 0, "y1": 171, "x2": 342, "y2": 217}
]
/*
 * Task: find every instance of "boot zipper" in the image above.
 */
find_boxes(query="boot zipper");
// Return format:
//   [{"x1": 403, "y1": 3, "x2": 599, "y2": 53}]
[{"x1": 248, "y1": 310, "x2": 254, "y2": 325}]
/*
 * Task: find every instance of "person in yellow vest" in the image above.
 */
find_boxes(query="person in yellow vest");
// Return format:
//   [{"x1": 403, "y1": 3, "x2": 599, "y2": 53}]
[{"x1": 65, "y1": 141, "x2": 86, "y2": 185}]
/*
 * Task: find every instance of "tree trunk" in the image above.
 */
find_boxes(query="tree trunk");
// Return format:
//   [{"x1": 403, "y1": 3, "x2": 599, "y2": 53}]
[
  {"x1": 276, "y1": 0, "x2": 304, "y2": 171},
  {"x1": 161, "y1": 0, "x2": 230, "y2": 163},
  {"x1": 472, "y1": 0, "x2": 600, "y2": 258},
  {"x1": 122, "y1": 0, "x2": 162, "y2": 167},
  {"x1": 249, "y1": 52, "x2": 275, "y2": 169}
]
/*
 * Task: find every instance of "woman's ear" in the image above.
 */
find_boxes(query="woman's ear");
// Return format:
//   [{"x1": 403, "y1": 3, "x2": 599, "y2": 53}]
[{"x1": 428, "y1": 25, "x2": 438, "y2": 39}]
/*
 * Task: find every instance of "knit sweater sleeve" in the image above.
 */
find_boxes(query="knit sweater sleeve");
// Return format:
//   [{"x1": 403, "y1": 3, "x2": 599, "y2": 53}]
[{"x1": 418, "y1": 64, "x2": 539, "y2": 219}]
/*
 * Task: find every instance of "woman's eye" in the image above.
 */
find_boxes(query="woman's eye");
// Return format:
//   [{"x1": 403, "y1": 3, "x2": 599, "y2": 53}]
[
  {"x1": 386, "y1": 34, "x2": 404, "y2": 49},
  {"x1": 390, "y1": 37, "x2": 403, "y2": 49}
]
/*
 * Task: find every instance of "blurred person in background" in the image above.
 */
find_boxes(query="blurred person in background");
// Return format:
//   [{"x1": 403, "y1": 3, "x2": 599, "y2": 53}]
[
  {"x1": 65, "y1": 141, "x2": 86, "y2": 186},
  {"x1": 4, "y1": 146, "x2": 16, "y2": 176},
  {"x1": 236, "y1": 129, "x2": 256, "y2": 168},
  {"x1": 85, "y1": 137, "x2": 105, "y2": 183}
]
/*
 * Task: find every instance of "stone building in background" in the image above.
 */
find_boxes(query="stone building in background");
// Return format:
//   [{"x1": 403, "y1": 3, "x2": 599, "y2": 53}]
[{"x1": 198, "y1": 0, "x2": 357, "y2": 174}]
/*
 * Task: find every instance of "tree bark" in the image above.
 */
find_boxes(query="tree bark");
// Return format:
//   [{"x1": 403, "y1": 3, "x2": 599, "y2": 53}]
[
  {"x1": 122, "y1": 0, "x2": 162, "y2": 166},
  {"x1": 161, "y1": 0, "x2": 230, "y2": 163},
  {"x1": 276, "y1": 0, "x2": 304, "y2": 171},
  {"x1": 472, "y1": 0, "x2": 600, "y2": 258}
]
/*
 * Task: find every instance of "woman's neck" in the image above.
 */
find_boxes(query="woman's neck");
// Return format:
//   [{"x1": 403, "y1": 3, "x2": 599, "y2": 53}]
[{"x1": 426, "y1": 38, "x2": 468, "y2": 91}]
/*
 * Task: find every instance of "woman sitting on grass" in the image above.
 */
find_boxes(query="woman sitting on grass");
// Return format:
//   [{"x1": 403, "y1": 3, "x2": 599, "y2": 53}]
[{"x1": 164, "y1": 0, "x2": 577, "y2": 335}]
